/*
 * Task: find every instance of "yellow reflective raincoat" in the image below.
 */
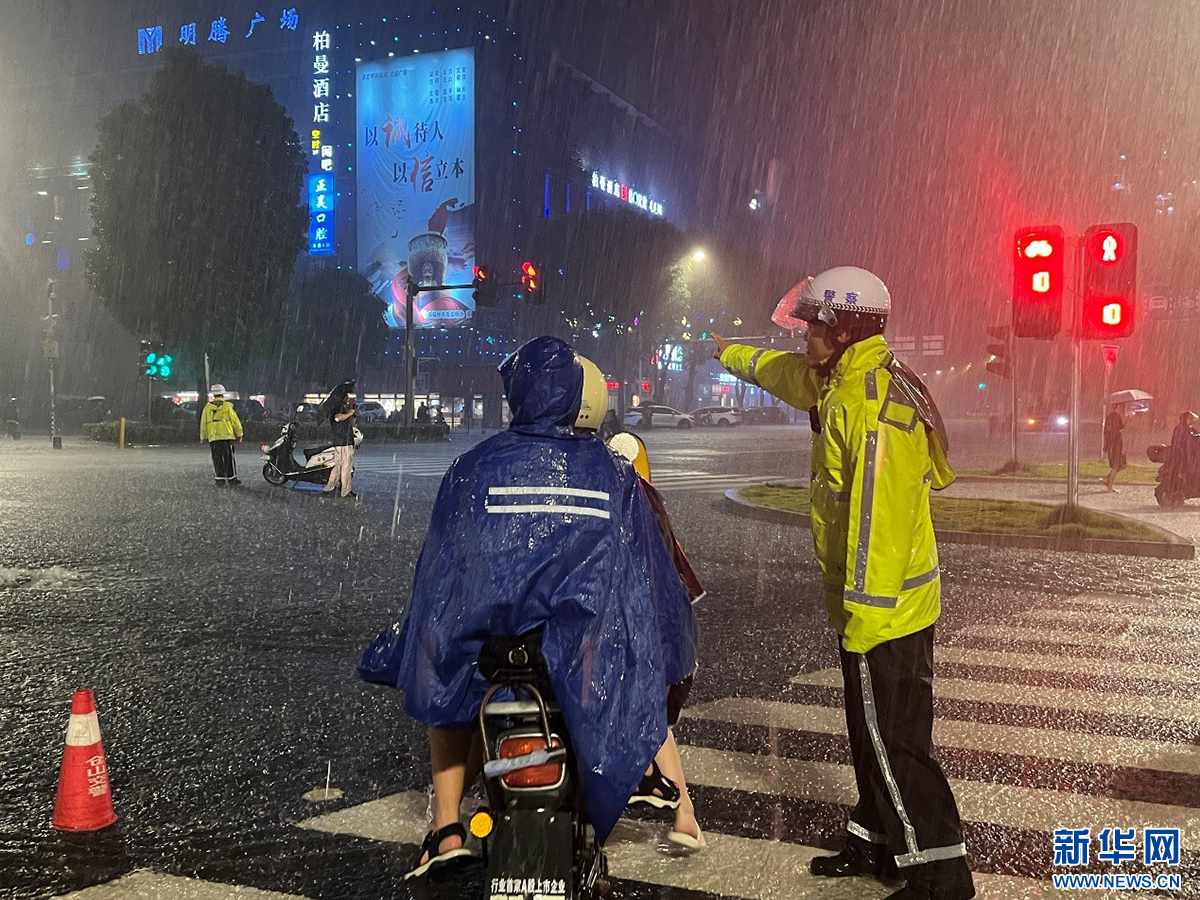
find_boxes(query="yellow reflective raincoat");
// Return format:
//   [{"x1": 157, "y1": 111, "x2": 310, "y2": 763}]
[
  {"x1": 721, "y1": 335, "x2": 955, "y2": 653},
  {"x1": 200, "y1": 400, "x2": 243, "y2": 443}
]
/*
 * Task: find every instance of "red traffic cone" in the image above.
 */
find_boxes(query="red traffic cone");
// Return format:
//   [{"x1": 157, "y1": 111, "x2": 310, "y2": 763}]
[{"x1": 51, "y1": 688, "x2": 118, "y2": 832}]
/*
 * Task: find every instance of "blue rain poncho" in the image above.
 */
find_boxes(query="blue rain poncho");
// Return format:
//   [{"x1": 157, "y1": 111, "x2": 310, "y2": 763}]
[{"x1": 359, "y1": 336, "x2": 698, "y2": 842}]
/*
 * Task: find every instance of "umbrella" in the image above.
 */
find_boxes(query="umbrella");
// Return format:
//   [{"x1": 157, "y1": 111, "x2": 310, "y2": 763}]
[
  {"x1": 1106, "y1": 389, "x2": 1152, "y2": 406},
  {"x1": 317, "y1": 380, "x2": 355, "y2": 424}
]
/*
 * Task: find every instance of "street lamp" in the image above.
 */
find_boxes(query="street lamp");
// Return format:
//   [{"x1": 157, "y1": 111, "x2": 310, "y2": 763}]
[{"x1": 691, "y1": 249, "x2": 707, "y2": 263}]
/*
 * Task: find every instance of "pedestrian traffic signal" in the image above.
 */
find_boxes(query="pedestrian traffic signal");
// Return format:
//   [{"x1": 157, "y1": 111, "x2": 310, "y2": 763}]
[
  {"x1": 1080, "y1": 222, "x2": 1137, "y2": 340},
  {"x1": 1012, "y1": 225, "x2": 1064, "y2": 339},
  {"x1": 985, "y1": 324, "x2": 1012, "y2": 379},
  {"x1": 472, "y1": 265, "x2": 497, "y2": 307},
  {"x1": 521, "y1": 261, "x2": 544, "y2": 304},
  {"x1": 138, "y1": 341, "x2": 173, "y2": 380}
]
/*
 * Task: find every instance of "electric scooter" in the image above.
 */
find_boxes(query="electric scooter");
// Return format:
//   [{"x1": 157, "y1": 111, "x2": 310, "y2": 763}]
[
  {"x1": 473, "y1": 631, "x2": 608, "y2": 900},
  {"x1": 260, "y1": 406, "x2": 362, "y2": 487},
  {"x1": 1149, "y1": 438, "x2": 1200, "y2": 508}
]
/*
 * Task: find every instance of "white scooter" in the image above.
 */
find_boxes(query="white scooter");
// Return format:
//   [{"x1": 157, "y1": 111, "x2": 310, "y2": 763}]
[{"x1": 261, "y1": 406, "x2": 362, "y2": 487}]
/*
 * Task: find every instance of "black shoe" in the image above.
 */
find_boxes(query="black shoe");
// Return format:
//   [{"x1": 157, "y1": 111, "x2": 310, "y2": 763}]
[
  {"x1": 230, "y1": 477, "x2": 241, "y2": 485},
  {"x1": 885, "y1": 883, "x2": 976, "y2": 900},
  {"x1": 885, "y1": 861, "x2": 975, "y2": 900},
  {"x1": 810, "y1": 843, "x2": 894, "y2": 879},
  {"x1": 344, "y1": 491, "x2": 358, "y2": 499},
  {"x1": 627, "y1": 760, "x2": 681, "y2": 810}
]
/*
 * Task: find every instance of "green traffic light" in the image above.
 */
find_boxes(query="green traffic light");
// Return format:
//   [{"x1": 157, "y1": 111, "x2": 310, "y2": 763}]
[{"x1": 978, "y1": 382, "x2": 987, "y2": 390}]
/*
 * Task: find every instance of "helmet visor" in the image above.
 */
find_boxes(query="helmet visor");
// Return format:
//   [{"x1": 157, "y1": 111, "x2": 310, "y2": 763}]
[{"x1": 771, "y1": 277, "x2": 812, "y2": 330}]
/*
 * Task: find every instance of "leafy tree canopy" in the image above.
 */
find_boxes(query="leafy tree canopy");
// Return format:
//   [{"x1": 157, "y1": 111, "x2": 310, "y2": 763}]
[{"x1": 86, "y1": 48, "x2": 308, "y2": 376}]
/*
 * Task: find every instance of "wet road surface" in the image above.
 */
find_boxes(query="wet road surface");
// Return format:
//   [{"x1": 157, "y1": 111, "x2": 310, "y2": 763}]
[{"x1": 1, "y1": 428, "x2": 1197, "y2": 898}]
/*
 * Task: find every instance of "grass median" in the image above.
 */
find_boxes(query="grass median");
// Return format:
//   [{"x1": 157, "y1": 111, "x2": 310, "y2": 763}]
[
  {"x1": 958, "y1": 460, "x2": 1159, "y2": 485},
  {"x1": 738, "y1": 484, "x2": 1166, "y2": 543}
]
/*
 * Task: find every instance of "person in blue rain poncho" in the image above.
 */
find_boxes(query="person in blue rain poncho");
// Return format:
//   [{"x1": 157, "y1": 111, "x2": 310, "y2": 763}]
[{"x1": 358, "y1": 335, "x2": 698, "y2": 878}]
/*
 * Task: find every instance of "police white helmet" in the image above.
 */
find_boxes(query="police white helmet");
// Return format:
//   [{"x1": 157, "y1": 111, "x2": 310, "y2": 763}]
[
  {"x1": 210, "y1": 384, "x2": 227, "y2": 397},
  {"x1": 574, "y1": 355, "x2": 609, "y2": 431},
  {"x1": 791, "y1": 266, "x2": 891, "y2": 328}
]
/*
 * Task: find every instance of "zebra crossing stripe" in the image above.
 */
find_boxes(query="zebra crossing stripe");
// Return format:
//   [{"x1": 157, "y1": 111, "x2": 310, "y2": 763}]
[
  {"x1": 937, "y1": 645, "x2": 1200, "y2": 687},
  {"x1": 55, "y1": 870, "x2": 308, "y2": 899},
  {"x1": 678, "y1": 744, "x2": 1200, "y2": 845},
  {"x1": 1027, "y1": 609, "x2": 1200, "y2": 630},
  {"x1": 790, "y1": 667, "x2": 1200, "y2": 723},
  {"x1": 955, "y1": 623, "x2": 1189, "y2": 652},
  {"x1": 295, "y1": 790, "x2": 1065, "y2": 899},
  {"x1": 689, "y1": 697, "x2": 1200, "y2": 776}
]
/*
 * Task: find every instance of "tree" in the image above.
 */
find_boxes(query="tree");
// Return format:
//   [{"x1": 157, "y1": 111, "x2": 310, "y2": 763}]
[
  {"x1": 278, "y1": 269, "x2": 388, "y2": 395},
  {"x1": 86, "y1": 48, "x2": 307, "y2": 391}
]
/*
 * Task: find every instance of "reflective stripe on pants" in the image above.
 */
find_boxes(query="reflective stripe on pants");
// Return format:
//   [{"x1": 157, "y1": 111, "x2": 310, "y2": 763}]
[{"x1": 838, "y1": 626, "x2": 969, "y2": 872}]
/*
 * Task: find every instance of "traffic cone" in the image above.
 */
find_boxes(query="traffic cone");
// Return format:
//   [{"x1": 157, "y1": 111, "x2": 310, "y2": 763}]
[{"x1": 51, "y1": 688, "x2": 117, "y2": 832}]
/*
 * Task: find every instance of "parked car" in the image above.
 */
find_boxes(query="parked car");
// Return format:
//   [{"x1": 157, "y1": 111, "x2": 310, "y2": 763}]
[
  {"x1": 743, "y1": 406, "x2": 791, "y2": 425},
  {"x1": 356, "y1": 400, "x2": 388, "y2": 422},
  {"x1": 292, "y1": 402, "x2": 322, "y2": 422},
  {"x1": 230, "y1": 398, "x2": 267, "y2": 422},
  {"x1": 623, "y1": 405, "x2": 694, "y2": 429},
  {"x1": 690, "y1": 406, "x2": 742, "y2": 427}
]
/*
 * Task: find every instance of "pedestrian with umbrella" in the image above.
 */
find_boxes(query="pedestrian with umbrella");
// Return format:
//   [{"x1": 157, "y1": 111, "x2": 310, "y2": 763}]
[
  {"x1": 1103, "y1": 390, "x2": 1149, "y2": 492},
  {"x1": 320, "y1": 380, "x2": 359, "y2": 498}
]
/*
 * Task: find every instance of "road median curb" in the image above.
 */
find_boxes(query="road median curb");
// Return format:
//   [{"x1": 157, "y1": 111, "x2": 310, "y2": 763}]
[{"x1": 723, "y1": 488, "x2": 1195, "y2": 561}]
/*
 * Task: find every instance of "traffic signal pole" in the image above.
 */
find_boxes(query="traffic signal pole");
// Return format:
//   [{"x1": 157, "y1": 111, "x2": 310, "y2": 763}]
[
  {"x1": 45, "y1": 281, "x2": 62, "y2": 450},
  {"x1": 1067, "y1": 237, "x2": 1082, "y2": 509},
  {"x1": 1009, "y1": 336, "x2": 1018, "y2": 465},
  {"x1": 404, "y1": 277, "x2": 476, "y2": 428}
]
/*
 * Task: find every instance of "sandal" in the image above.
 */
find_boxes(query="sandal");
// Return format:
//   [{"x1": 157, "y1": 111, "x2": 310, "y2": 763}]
[
  {"x1": 404, "y1": 822, "x2": 476, "y2": 880},
  {"x1": 628, "y1": 761, "x2": 682, "y2": 810},
  {"x1": 667, "y1": 828, "x2": 707, "y2": 851}
]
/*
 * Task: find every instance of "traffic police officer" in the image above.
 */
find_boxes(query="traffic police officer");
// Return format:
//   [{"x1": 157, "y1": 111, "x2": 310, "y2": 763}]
[{"x1": 713, "y1": 267, "x2": 973, "y2": 900}]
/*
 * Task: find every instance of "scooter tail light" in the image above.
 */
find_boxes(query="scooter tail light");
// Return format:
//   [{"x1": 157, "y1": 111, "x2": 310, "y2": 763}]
[{"x1": 498, "y1": 734, "x2": 563, "y2": 788}]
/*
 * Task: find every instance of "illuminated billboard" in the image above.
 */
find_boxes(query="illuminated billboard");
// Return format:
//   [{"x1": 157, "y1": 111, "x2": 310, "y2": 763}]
[{"x1": 356, "y1": 49, "x2": 476, "y2": 328}]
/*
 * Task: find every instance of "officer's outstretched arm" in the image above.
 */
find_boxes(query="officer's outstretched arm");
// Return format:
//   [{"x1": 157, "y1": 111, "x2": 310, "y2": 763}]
[{"x1": 717, "y1": 344, "x2": 819, "y2": 411}]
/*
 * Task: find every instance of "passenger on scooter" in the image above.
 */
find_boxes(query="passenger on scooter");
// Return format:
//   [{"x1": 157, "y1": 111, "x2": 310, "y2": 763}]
[
  {"x1": 1169, "y1": 411, "x2": 1199, "y2": 478},
  {"x1": 359, "y1": 335, "x2": 698, "y2": 878},
  {"x1": 606, "y1": 430, "x2": 705, "y2": 850}
]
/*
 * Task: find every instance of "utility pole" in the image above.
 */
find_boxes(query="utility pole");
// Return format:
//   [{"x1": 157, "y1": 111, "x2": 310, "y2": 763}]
[{"x1": 43, "y1": 280, "x2": 62, "y2": 450}]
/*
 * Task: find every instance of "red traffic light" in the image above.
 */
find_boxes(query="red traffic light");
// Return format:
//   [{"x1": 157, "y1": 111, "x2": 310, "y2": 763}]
[
  {"x1": 1080, "y1": 222, "x2": 1136, "y2": 340},
  {"x1": 605, "y1": 381, "x2": 620, "y2": 390},
  {"x1": 520, "y1": 261, "x2": 545, "y2": 303},
  {"x1": 1012, "y1": 225, "x2": 1064, "y2": 338},
  {"x1": 640, "y1": 381, "x2": 651, "y2": 392},
  {"x1": 521, "y1": 261, "x2": 539, "y2": 291}
]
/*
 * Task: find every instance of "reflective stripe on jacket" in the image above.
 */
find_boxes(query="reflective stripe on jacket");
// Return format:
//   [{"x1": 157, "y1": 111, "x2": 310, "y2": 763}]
[
  {"x1": 720, "y1": 336, "x2": 955, "y2": 653},
  {"x1": 200, "y1": 401, "x2": 243, "y2": 443}
]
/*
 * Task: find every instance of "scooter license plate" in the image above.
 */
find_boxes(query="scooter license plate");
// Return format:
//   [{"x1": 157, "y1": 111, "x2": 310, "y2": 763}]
[{"x1": 487, "y1": 809, "x2": 572, "y2": 899}]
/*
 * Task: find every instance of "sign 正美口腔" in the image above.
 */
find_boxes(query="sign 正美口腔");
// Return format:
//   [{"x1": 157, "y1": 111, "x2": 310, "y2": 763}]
[
  {"x1": 356, "y1": 49, "x2": 476, "y2": 329},
  {"x1": 307, "y1": 174, "x2": 334, "y2": 255},
  {"x1": 591, "y1": 170, "x2": 664, "y2": 217}
]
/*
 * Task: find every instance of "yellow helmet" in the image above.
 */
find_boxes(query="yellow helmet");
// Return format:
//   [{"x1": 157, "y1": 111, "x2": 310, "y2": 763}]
[{"x1": 574, "y1": 355, "x2": 609, "y2": 430}]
